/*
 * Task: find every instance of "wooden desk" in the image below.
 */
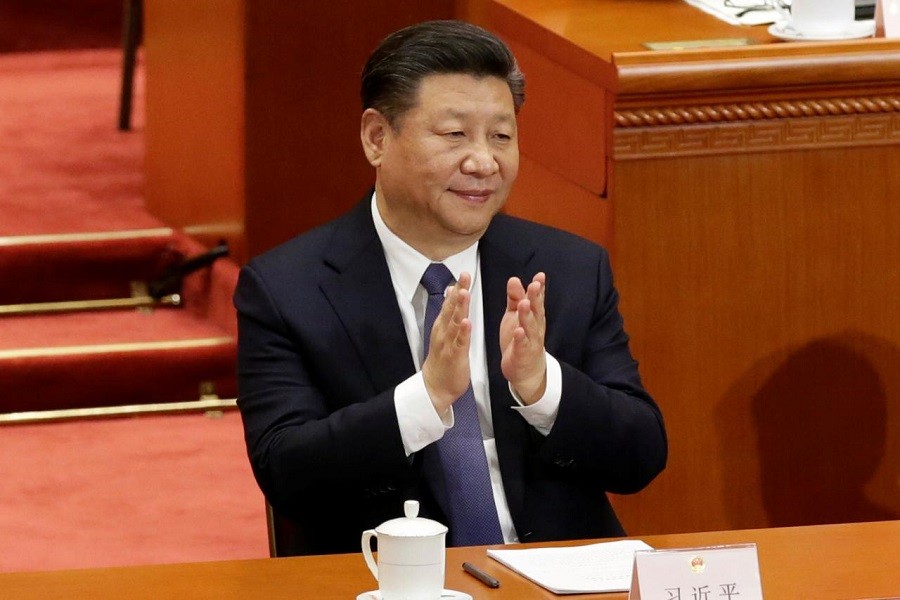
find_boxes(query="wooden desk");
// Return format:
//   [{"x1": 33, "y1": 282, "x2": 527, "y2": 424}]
[
  {"x1": 489, "y1": 0, "x2": 900, "y2": 537},
  {"x1": 2, "y1": 521, "x2": 898, "y2": 599}
]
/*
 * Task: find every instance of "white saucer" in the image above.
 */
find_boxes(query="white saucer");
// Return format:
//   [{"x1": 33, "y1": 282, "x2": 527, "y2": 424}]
[
  {"x1": 768, "y1": 20, "x2": 875, "y2": 41},
  {"x1": 357, "y1": 590, "x2": 472, "y2": 600}
]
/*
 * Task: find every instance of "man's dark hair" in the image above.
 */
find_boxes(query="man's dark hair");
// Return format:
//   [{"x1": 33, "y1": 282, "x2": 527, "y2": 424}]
[{"x1": 361, "y1": 20, "x2": 525, "y2": 126}]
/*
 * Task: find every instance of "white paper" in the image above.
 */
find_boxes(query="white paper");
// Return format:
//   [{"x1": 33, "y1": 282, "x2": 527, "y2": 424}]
[
  {"x1": 880, "y1": 0, "x2": 900, "y2": 37},
  {"x1": 486, "y1": 539, "x2": 653, "y2": 594},
  {"x1": 683, "y1": 0, "x2": 780, "y2": 26}
]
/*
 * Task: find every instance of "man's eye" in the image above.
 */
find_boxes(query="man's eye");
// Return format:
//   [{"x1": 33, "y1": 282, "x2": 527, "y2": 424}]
[
  {"x1": 495, "y1": 133, "x2": 512, "y2": 141},
  {"x1": 445, "y1": 131, "x2": 465, "y2": 138}
]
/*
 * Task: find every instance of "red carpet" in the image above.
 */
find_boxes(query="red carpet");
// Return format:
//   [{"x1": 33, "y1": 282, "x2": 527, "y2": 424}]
[
  {"x1": 0, "y1": 411, "x2": 268, "y2": 572},
  {"x1": 0, "y1": 34, "x2": 265, "y2": 570},
  {"x1": 0, "y1": 50, "x2": 157, "y2": 236}
]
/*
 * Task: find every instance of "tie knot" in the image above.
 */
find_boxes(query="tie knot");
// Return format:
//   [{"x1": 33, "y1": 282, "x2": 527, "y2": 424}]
[{"x1": 421, "y1": 263, "x2": 454, "y2": 296}]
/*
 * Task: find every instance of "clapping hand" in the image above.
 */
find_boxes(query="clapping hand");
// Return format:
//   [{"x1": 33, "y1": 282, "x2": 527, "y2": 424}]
[{"x1": 500, "y1": 272, "x2": 547, "y2": 405}]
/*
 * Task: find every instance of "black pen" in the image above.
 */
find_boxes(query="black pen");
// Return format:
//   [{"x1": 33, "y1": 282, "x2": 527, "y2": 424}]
[{"x1": 462, "y1": 562, "x2": 500, "y2": 588}]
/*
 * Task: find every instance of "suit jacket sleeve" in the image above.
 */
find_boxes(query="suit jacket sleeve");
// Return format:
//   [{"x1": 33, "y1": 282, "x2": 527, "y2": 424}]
[
  {"x1": 525, "y1": 241, "x2": 666, "y2": 495},
  {"x1": 234, "y1": 262, "x2": 414, "y2": 513}
]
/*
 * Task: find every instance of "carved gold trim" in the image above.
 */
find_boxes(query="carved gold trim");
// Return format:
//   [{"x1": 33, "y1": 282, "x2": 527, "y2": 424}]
[
  {"x1": 615, "y1": 96, "x2": 900, "y2": 128},
  {"x1": 615, "y1": 112, "x2": 900, "y2": 160}
]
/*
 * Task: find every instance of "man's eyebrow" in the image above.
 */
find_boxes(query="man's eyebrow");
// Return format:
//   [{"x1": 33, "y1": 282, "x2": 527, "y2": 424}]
[
  {"x1": 439, "y1": 109, "x2": 516, "y2": 123},
  {"x1": 493, "y1": 113, "x2": 516, "y2": 124}
]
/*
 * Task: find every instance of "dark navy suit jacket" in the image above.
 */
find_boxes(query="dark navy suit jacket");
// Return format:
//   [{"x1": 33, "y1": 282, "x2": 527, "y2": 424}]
[{"x1": 234, "y1": 197, "x2": 667, "y2": 555}]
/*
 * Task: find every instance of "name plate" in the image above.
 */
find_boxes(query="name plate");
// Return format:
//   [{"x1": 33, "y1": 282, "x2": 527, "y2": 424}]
[{"x1": 628, "y1": 544, "x2": 764, "y2": 600}]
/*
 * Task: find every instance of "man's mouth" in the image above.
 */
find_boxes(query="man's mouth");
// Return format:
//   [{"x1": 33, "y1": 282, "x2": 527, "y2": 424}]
[{"x1": 451, "y1": 189, "x2": 493, "y2": 203}]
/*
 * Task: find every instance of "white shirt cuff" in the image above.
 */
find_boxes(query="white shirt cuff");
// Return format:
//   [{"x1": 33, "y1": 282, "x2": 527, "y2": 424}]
[
  {"x1": 509, "y1": 352, "x2": 561, "y2": 437},
  {"x1": 395, "y1": 372, "x2": 452, "y2": 455}
]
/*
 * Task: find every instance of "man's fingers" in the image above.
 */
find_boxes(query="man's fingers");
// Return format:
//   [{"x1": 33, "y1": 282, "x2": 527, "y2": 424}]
[
  {"x1": 527, "y1": 274, "x2": 546, "y2": 314},
  {"x1": 457, "y1": 271, "x2": 472, "y2": 291},
  {"x1": 506, "y1": 276, "x2": 526, "y2": 310},
  {"x1": 453, "y1": 318, "x2": 472, "y2": 348},
  {"x1": 450, "y1": 287, "x2": 470, "y2": 328},
  {"x1": 509, "y1": 274, "x2": 545, "y2": 312},
  {"x1": 439, "y1": 282, "x2": 469, "y2": 323},
  {"x1": 512, "y1": 326, "x2": 526, "y2": 344},
  {"x1": 517, "y1": 298, "x2": 532, "y2": 326},
  {"x1": 432, "y1": 284, "x2": 471, "y2": 357},
  {"x1": 500, "y1": 273, "x2": 548, "y2": 405},
  {"x1": 526, "y1": 280, "x2": 543, "y2": 303}
]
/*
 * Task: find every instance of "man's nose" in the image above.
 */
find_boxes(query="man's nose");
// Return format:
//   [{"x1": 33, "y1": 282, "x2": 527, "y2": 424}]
[{"x1": 461, "y1": 142, "x2": 499, "y2": 177}]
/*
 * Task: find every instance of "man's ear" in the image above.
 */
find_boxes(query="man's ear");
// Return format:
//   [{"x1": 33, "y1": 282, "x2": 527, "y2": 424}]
[{"x1": 360, "y1": 108, "x2": 390, "y2": 167}]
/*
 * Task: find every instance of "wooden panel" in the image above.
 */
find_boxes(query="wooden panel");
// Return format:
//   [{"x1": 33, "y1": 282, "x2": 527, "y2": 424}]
[
  {"x1": 0, "y1": 0, "x2": 122, "y2": 52},
  {"x1": 610, "y1": 25, "x2": 900, "y2": 535},
  {"x1": 242, "y1": 2, "x2": 455, "y2": 258},
  {"x1": 505, "y1": 154, "x2": 613, "y2": 249},
  {"x1": 144, "y1": 0, "x2": 246, "y2": 261},
  {"x1": 487, "y1": 0, "x2": 618, "y2": 248},
  {"x1": 610, "y1": 141, "x2": 900, "y2": 535},
  {"x1": 505, "y1": 39, "x2": 612, "y2": 197}
]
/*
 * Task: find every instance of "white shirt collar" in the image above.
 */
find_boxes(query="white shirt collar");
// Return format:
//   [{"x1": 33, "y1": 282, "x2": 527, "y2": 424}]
[{"x1": 371, "y1": 193, "x2": 479, "y2": 300}]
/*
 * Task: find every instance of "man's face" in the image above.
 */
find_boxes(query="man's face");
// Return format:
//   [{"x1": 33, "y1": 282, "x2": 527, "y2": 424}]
[{"x1": 363, "y1": 73, "x2": 519, "y2": 259}]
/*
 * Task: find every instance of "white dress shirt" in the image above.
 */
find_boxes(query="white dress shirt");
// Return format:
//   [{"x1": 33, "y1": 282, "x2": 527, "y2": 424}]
[{"x1": 371, "y1": 196, "x2": 563, "y2": 544}]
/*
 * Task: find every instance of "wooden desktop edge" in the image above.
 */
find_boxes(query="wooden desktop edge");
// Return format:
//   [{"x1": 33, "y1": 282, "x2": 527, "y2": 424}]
[
  {"x1": 451, "y1": 520, "x2": 900, "y2": 599},
  {"x1": 489, "y1": 0, "x2": 900, "y2": 97},
  {"x1": 0, "y1": 521, "x2": 897, "y2": 599}
]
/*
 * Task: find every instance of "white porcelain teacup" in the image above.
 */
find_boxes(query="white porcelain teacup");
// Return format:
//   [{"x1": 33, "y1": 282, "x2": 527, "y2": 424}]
[
  {"x1": 771, "y1": 0, "x2": 855, "y2": 36},
  {"x1": 361, "y1": 500, "x2": 448, "y2": 600}
]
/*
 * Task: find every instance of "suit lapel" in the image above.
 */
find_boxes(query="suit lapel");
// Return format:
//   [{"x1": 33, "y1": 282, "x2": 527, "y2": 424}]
[
  {"x1": 319, "y1": 200, "x2": 416, "y2": 394},
  {"x1": 480, "y1": 217, "x2": 537, "y2": 529},
  {"x1": 318, "y1": 206, "x2": 540, "y2": 530}
]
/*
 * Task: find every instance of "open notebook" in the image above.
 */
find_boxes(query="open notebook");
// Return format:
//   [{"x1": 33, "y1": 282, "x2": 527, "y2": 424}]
[
  {"x1": 487, "y1": 539, "x2": 653, "y2": 594},
  {"x1": 682, "y1": 0, "x2": 780, "y2": 26}
]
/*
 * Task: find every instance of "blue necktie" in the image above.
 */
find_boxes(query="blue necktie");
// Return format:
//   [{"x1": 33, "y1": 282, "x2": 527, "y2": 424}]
[{"x1": 421, "y1": 263, "x2": 504, "y2": 546}]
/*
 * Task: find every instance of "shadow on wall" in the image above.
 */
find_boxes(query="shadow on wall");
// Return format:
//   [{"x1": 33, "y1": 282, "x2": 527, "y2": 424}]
[{"x1": 716, "y1": 333, "x2": 900, "y2": 530}]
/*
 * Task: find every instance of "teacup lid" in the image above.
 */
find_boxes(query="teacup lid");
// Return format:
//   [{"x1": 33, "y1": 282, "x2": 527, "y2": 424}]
[{"x1": 375, "y1": 500, "x2": 448, "y2": 537}]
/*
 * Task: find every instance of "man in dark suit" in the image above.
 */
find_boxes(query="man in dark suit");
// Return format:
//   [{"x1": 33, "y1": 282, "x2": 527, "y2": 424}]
[{"x1": 235, "y1": 20, "x2": 666, "y2": 556}]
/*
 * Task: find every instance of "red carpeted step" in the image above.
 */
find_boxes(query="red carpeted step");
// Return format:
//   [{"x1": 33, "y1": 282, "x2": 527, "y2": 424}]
[
  {"x1": 0, "y1": 229, "x2": 178, "y2": 304},
  {"x1": 0, "y1": 308, "x2": 237, "y2": 413},
  {"x1": 0, "y1": 230, "x2": 240, "y2": 413}
]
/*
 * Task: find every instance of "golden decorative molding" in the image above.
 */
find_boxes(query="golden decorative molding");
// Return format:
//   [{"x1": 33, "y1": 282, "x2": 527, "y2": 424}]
[
  {"x1": 0, "y1": 337, "x2": 234, "y2": 360},
  {"x1": 615, "y1": 112, "x2": 900, "y2": 160},
  {"x1": 615, "y1": 96, "x2": 900, "y2": 128},
  {"x1": 0, "y1": 398, "x2": 237, "y2": 425},
  {"x1": 0, "y1": 228, "x2": 173, "y2": 247},
  {"x1": 0, "y1": 294, "x2": 181, "y2": 316}
]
